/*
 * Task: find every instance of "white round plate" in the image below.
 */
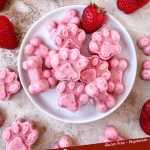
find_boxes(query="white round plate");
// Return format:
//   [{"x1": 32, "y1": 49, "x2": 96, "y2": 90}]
[{"x1": 18, "y1": 5, "x2": 137, "y2": 123}]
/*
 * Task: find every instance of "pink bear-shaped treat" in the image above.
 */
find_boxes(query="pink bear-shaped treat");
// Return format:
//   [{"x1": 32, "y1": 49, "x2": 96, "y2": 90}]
[
  {"x1": 22, "y1": 56, "x2": 49, "y2": 94},
  {"x1": 0, "y1": 68, "x2": 21, "y2": 101},
  {"x1": 85, "y1": 77, "x2": 116, "y2": 113},
  {"x1": 141, "y1": 60, "x2": 150, "y2": 80},
  {"x1": 107, "y1": 57, "x2": 128, "y2": 95},
  {"x1": 137, "y1": 35, "x2": 150, "y2": 56},
  {"x1": 3, "y1": 119, "x2": 39, "y2": 150},
  {"x1": 100, "y1": 126, "x2": 125, "y2": 143},
  {"x1": 89, "y1": 28, "x2": 121, "y2": 60}
]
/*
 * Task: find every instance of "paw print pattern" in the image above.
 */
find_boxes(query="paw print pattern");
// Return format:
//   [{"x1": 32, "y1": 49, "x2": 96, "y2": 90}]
[
  {"x1": 107, "y1": 57, "x2": 128, "y2": 95},
  {"x1": 57, "y1": 81, "x2": 90, "y2": 112},
  {"x1": 22, "y1": 56, "x2": 49, "y2": 94},
  {"x1": 100, "y1": 126, "x2": 125, "y2": 143},
  {"x1": 51, "y1": 48, "x2": 88, "y2": 81},
  {"x1": 3, "y1": 119, "x2": 39, "y2": 150},
  {"x1": 89, "y1": 28, "x2": 121, "y2": 60},
  {"x1": 0, "y1": 68, "x2": 21, "y2": 101},
  {"x1": 46, "y1": 23, "x2": 86, "y2": 51},
  {"x1": 80, "y1": 55, "x2": 111, "y2": 84},
  {"x1": 137, "y1": 35, "x2": 150, "y2": 56},
  {"x1": 141, "y1": 60, "x2": 150, "y2": 80}
]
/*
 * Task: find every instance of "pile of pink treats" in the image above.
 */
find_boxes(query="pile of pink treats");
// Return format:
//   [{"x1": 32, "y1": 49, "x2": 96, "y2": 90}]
[{"x1": 23, "y1": 9, "x2": 128, "y2": 113}]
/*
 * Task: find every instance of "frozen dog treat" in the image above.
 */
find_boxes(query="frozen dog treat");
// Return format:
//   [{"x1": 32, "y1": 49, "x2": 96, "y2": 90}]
[
  {"x1": 46, "y1": 23, "x2": 86, "y2": 51},
  {"x1": 51, "y1": 48, "x2": 88, "y2": 81},
  {"x1": 80, "y1": 55, "x2": 111, "y2": 84},
  {"x1": 0, "y1": 68, "x2": 21, "y2": 101},
  {"x1": 141, "y1": 60, "x2": 150, "y2": 81},
  {"x1": 43, "y1": 69, "x2": 58, "y2": 88},
  {"x1": 137, "y1": 36, "x2": 150, "y2": 56},
  {"x1": 57, "y1": 81, "x2": 89, "y2": 112},
  {"x1": 89, "y1": 28, "x2": 121, "y2": 60},
  {"x1": 3, "y1": 119, "x2": 39, "y2": 150},
  {"x1": 52, "y1": 135, "x2": 73, "y2": 149},
  {"x1": 0, "y1": 112, "x2": 3, "y2": 127},
  {"x1": 100, "y1": 126, "x2": 125, "y2": 143},
  {"x1": 107, "y1": 57, "x2": 128, "y2": 95},
  {"x1": 22, "y1": 56, "x2": 49, "y2": 94}
]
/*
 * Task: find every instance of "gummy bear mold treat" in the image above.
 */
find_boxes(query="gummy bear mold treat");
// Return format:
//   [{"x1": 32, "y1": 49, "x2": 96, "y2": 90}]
[
  {"x1": 22, "y1": 56, "x2": 49, "y2": 94},
  {"x1": 80, "y1": 55, "x2": 111, "y2": 84},
  {"x1": 57, "y1": 81, "x2": 89, "y2": 112},
  {"x1": 107, "y1": 57, "x2": 128, "y2": 95},
  {"x1": 137, "y1": 35, "x2": 150, "y2": 56},
  {"x1": 51, "y1": 48, "x2": 88, "y2": 81},
  {"x1": 141, "y1": 60, "x2": 150, "y2": 81},
  {"x1": 46, "y1": 23, "x2": 86, "y2": 51},
  {"x1": 100, "y1": 126, "x2": 125, "y2": 143},
  {"x1": 0, "y1": 112, "x2": 3, "y2": 127},
  {"x1": 0, "y1": 68, "x2": 21, "y2": 101},
  {"x1": 52, "y1": 135, "x2": 73, "y2": 149},
  {"x1": 3, "y1": 119, "x2": 39, "y2": 150},
  {"x1": 89, "y1": 28, "x2": 121, "y2": 60}
]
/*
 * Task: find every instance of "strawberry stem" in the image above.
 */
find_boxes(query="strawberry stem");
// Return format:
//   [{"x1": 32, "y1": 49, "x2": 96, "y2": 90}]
[{"x1": 90, "y1": 2, "x2": 106, "y2": 14}]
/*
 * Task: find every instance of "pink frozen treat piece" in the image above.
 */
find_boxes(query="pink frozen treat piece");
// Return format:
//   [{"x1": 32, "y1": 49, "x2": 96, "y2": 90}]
[
  {"x1": 0, "y1": 68, "x2": 21, "y2": 101},
  {"x1": 137, "y1": 36, "x2": 150, "y2": 56},
  {"x1": 43, "y1": 69, "x2": 58, "y2": 88},
  {"x1": 22, "y1": 56, "x2": 49, "y2": 94},
  {"x1": 100, "y1": 126, "x2": 125, "y2": 143},
  {"x1": 89, "y1": 28, "x2": 121, "y2": 60},
  {"x1": 0, "y1": 112, "x2": 3, "y2": 127},
  {"x1": 46, "y1": 23, "x2": 86, "y2": 51},
  {"x1": 107, "y1": 57, "x2": 128, "y2": 95},
  {"x1": 141, "y1": 60, "x2": 150, "y2": 80},
  {"x1": 52, "y1": 135, "x2": 73, "y2": 149},
  {"x1": 80, "y1": 55, "x2": 111, "y2": 84},
  {"x1": 3, "y1": 119, "x2": 39, "y2": 150},
  {"x1": 51, "y1": 48, "x2": 88, "y2": 81},
  {"x1": 57, "y1": 81, "x2": 90, "y2": 112}
]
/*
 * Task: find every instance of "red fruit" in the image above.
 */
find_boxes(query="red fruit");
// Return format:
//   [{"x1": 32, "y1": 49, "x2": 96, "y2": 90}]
[
  {"x1": 117, "y1": 0, "x2": 150, "y2": 14},
  {"x1": 82, "y1": 3, "x2": 106, "y2": 34},
  {"x1": 141, "y1": 99, "x2": 150, "y2": 120},
  {"x1": 0, "y1": 16, "x2": 17, "y2": 50},
  {"x1": 0, "y1": 0, "x2": 7, "y2": 11}
]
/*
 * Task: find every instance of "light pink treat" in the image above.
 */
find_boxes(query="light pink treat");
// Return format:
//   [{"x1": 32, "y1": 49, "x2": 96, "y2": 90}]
[
  {"x1": 89, "y1": 28, "x2": 121, "y2": 60},
  {"x1": 51, "y1": 48, "x2": 88, "y2": 81},
  {"x1": 107, "y1": 57, "x2": 128, "y2": 95},
  {"x1": 85, "y1": 77, "x2": 116, "y2": 113},
  {"x1": 80, "y1": 55, "x2": 111, "y2": 84},
  {"x1": 3, "y1": 119, "x2": 39, "y2": 150},
  {"x1": 0, "y1": 68, "x2": 21, "y2": 101},
  {"x1": 52, "y1": 135, "x2": 73, "y2": 149},
  {"x1": 22, "y1": 56, "x2": 49, "y2": 94},
  {"x1": 137, "y1": 36, "x2": 150, "y2": 56},
  {"x1": 141, "y1": 60, "x2": 150, "y2": 80},
  {"x1": 43, "y1": 69, "x2": 58, "y2": 88},
  {"x1": 46, "y1": 23, "x2": 86, "y2": 51},
  {"x1": 100, "y1": 126, "x2": 125, "y2": 143},
  {"x1": 57, "y1": 81, "x2": 90, "y2": 112},
  {"x1": 0, "y1": 112, "x2": 3, "y2": 127}
]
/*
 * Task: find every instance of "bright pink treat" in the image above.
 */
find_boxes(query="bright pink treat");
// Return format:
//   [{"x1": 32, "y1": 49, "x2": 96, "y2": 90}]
[
  {"x1": 0, "y1": 68, "x2": 21, "y2": 101},
  {"x1": 100, "y1": 126, "x2": 125, "y2": 143},
  {"x1": 141, "y1": 60, "x2": 150, "y2": 80},
  {"x1": 22, "y1": 56, "x2": 49, "y2": 94},
  {"x1": 46, "y1": 23, "x2": 86, "y2": 51},
  {"x1": 57, "y1": 81, "x2": 89, "y2": 112},
  {"x1": 0, "y1": 112, "x2": 3, "y2": 127},
  {"x1": 107, "y1": 57, "x2": 128, "y2": 95},
  {"x1": 137, "y1": 36, "x2": 150, "y2": 56},
  {"x1": 3, "y1": 119, "x2": 39, "y2": 150},
  {"x1": 43, "y1": 69, "x2": 58, "y2": 88},
  {"x1": 80, "y1": 55, "x2": 111, "y2": 84},
  {"x1": 89, "y1": 28, "x2": 121, "y2": 60},
  {"x1": 85, "y1": 77, "x2": 116, "y2": 113},
  {"x1": 51, "y1": 48, "x2": 88, "y2": 81},
  {"x1": 52, "y1": 135, "x2": 73, "y2": 149}
]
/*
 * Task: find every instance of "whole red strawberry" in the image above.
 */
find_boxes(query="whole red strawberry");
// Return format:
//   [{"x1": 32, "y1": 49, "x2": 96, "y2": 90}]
[
  {"x1": 82, "y1": 3, "x2": 106, "y2": 34},
  {"x1": 0, "y1": 0, "x2": 7, "y2": 11},
  {"x1": 117, "y1": 0, "x2": 150, "y2": 14},
  {"x1": 0, "y1": 16, "x2": 17, "y2": 50}
]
